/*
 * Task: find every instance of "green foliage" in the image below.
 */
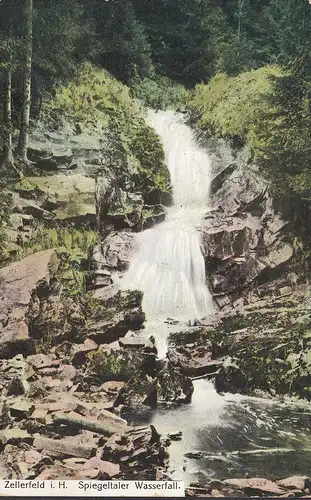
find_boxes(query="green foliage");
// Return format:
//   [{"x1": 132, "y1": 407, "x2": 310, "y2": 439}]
[
  {"x1": 33, "y1": 0, "x2": 85, "y2": 94},
  {"x1": 42, "y1": 64, "x2": 170, "y2": 195},
  {"x1": 205, "y1": 310, "x2": 311, "y2": 400},
  {"x1": 129, "y1": 124, "x2": 170, "y2": 194},
  {"x1": 88, "y1": 0, "x2": 154, "y2": 83},
  {"x1": 11, "y1": 226, "x2": 98, "y2": 297},
  {"x1": 86, "y1": 348, "x2": 136, "y2": 381},
  {"x1": 8, "y1": 227, "x2": 97, "y2": 298},
  {"x1": 23, "y1": 227, "x2": 98, "y2": 256},
  {"x1": 189, "y1": 65, "x2": 282, "y2": 152},
  {"x1": 42, "y1": 63, "x2": 132, "y2": 125},
  {"x1": 132, "y1": 0, "x2": 230, "y2": 86},
  {"x1": 130, "y1": 75, "x2": 188, "y2": 110},
  {"x1": 258, "y1": 47, "x2": 311, "y2": 199}
]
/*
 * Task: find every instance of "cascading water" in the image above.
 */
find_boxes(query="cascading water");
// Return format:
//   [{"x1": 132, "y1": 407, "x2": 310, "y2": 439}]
[
  {"x1": 120, "y1": 111, "x2": 311, "y2": 485},
  {"x1": 121, "y1": 110, "x2": 214, "y2": 322}
]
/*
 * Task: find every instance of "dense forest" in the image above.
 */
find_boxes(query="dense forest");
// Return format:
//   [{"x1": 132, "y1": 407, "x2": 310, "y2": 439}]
[
  {"x1": 0, "y1": 0, "x2": 310, "y2": 263},
  {"x1": 1, "y1": 0, "x2": 311, "y2": 489},
  {"x1": 0, "y1": 0, "x2": 310, "y2": 181}
]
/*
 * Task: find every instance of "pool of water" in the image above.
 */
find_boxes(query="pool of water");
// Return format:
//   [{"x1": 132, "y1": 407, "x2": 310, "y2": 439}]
[{"x1": 125, "y1": 379, "x2": 311, "y2": 484}]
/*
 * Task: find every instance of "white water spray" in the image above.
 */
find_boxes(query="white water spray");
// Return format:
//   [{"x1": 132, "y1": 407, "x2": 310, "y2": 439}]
[{"x1": 121, "y1": 110, "x2": 213, "y2": 322}]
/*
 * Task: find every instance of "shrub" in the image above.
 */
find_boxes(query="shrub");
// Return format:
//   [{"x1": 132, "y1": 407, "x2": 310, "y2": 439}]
[
  {"x1": 42, "y1": 63, "x2": 171, "y2": 196},
  {"x1": 189, "y1": 65, "x2": 283, "y2": 154},
  {"x1": 130, "y1": 75, "x2": 188, "y2": 110}
]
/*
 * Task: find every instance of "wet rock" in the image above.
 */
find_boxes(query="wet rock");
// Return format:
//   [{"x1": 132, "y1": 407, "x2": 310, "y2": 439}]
[
  {"x1": 201, "y1": 164, "x2": 297, "y2": 302},
  {"x1": 168, "y1": 431, "x2": 182, "y2": 441},
  {"x1": 115, "y1": 355, "x2": 193, "y2": 409},
  {"x1": 0, "y1": 250, "x2": 58, "y2": 359},
  {"x1": 168, "y1": 346, "x2": 222, "y2": 377},
  {"x1": 157, "y1": 360, "x2": 194, "y2": 404},
  {"x1": 214, "y1": 357, "x2": 248, "y2": 394},
  {"x1": 90, "y1": 232, "x2": 135, "y2": 275},
  {"x1": 97, "y1": 185, "x2": 167, "y2": 233},
  {"x1": 185, "y1": 451, "x2": 204, "y2": 459},
  {"x1": 188, "y1": 318, "x2": 202, "y2": 327},
  {"x1": 101, "y1": 425, "x2": 166, "y2": 469},
  {"x1": 210, "y1": 163, "x2": 238, "y2": 195},
  {"x1": 119, "y1": 336, "x2": 155, "y2": 351}
]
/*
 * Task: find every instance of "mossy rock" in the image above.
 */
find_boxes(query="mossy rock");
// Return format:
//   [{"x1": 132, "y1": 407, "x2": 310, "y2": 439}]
[{"x1": 41, "y1": 64, "x2": 171, "y2": 199}]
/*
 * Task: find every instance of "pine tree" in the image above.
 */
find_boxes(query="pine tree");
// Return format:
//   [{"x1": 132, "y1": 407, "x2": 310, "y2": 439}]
[
  {"x1": 86, "y1": 0, "x2": 153, "y2": 83},
  {"x1": 0, "y1": 0, "x2": 21, "y2": 171}
]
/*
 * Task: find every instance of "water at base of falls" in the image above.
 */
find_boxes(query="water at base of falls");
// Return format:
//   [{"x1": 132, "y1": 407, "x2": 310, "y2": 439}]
[
  {"x1": 121, "y1": 110, "x2": 214, "y2": 322},
  {"x1": 124, "y1": 379, "x2": 311, "y2": 484}
]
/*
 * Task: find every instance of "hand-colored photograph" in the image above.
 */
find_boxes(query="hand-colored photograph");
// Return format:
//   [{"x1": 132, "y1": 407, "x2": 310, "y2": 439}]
[{"x1": 0, "y1": 0, "x2": 311, "y2": 497}]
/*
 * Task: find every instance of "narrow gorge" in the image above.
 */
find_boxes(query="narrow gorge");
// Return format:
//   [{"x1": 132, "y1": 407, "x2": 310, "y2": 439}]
[{"x1": 0, "y1": 67, "x2": 311, "y2": 498}]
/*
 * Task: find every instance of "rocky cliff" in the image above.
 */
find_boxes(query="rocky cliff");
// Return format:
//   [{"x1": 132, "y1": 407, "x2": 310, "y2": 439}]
[
  {"x1": 1, "y1": 91, "x2": 311, "y2": 484},
  {"x1": 166, "y1": 139, "x2": 311, "y2": 401}
]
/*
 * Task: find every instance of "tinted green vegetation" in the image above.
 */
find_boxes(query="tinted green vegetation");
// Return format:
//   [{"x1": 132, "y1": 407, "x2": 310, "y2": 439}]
[
  {"x1": 189, "y1": 66, "x2": 282, "y2": 153},
  {"x1": 0, "y1": 0, "x2": 311, "y2": 252}
]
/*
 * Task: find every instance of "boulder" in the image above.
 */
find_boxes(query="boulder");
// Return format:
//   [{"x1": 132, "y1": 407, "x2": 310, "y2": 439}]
[
  {"x1": 276, "y1": 476, "x2": 311, "y2": 491},
  {"x1": 214, "y1": 357, "x2": 248, "y2": 394},
  {"x1": 143, "y1": 187, "x2": 173, "y2": 207},
  {"x1": 85, "y1": 290, "x2": 145, "y2": 344},
  {"x1": 90, "y1": 232, "x2": 136, "y2": 275},
  {"x1": 28, "y1": 123, "x2": 104, "y2": 175},
  {"x1": 29, "y1": 293, "x2": 85, "y2": 347},
  {"x1": 210, "y1": 163, "x2": 238, "y2": 195},
  {"x1": 0, "y1": 250, "x2": 58, "y2": 359},
  {"x1": 101, "y1": 425, "x2": 166, "y2": 471},
  {"x1": 119, "y1": 336, "x2": 156, "y2": 351},
  {"x1": 96, "y1": 182, "x2": 167, "y2": 233},
  {"x1": 202, "y1": 163, "x2": 295, "y2": 302},
  {"x1": 157, "y1": 360, "x2": 194, "y2": 404},
  {"x1": 167, "y1": 346, "x2": 222, "y2": 377},
  {"x1": 14, "y1": 174, "x2": 96, "y2": 225},
  {"x1": 114, "y1": 357, "x2": 193, "y2": 408},
  {"x1": 84, "y1": 345, "x2": 149, "y2": 382}
]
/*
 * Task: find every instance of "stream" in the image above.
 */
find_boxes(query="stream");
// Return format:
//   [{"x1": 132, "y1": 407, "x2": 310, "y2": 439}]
[
  {"x1": 126, "y1": 380, "x2": 311, "y2": 483},
  {"x1": 121, "y1": 110, "x2": 311, "y2": 484}
]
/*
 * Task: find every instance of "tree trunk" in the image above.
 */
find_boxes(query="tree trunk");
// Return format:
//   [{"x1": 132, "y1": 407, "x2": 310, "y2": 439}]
[
  {"x1": 237, "y1": 0, "x2": 245, "y2": 39},
  {"x1": 2, "y1": 65, "x2": 14, "y2": 168},
  {"x1": 17, "y1": 0, "x2": 33, "y2": 163}
]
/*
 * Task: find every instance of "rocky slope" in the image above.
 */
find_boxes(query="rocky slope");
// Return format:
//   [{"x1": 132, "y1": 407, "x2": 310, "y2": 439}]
[
  {"x1": 0, "y1": 69, "x2": 192, "y2": 481},
  {"x1": 0, "y1": 249, "x2": 192, "y2": 480},
  {"x1": 1, "y1": 94, "x2": 311, "y2": 489},
  {"x1": 166, "y1": 140, "x2": 311, "y2": 402}
]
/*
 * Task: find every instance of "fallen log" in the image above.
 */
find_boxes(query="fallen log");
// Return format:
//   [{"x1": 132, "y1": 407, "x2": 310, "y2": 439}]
[
  {"x1": 33, "y1": 436, "x2": 96, "y2": 459},
  {"x1": 52, "y1": 412, "x2": 127, "y2": 437}
]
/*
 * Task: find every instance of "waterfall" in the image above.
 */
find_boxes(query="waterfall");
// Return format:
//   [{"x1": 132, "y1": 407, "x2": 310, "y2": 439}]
[{"x1": 121, "y1": 110, "x2": 213, "y2": 322}]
